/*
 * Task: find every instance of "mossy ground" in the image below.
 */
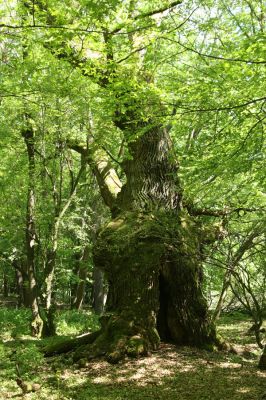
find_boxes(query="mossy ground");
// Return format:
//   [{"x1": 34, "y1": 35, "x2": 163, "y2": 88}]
[{"x1": 0, "y1": 308, "x2": 265, "y2": 400}]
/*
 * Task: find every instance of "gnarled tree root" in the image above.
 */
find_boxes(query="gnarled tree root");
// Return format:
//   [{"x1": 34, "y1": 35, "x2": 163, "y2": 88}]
[
  {"x1": 42, "y1": 314, "x2": 229, "y2": 364},
  {"x1": 42, "y1": 330, "x2": 101, "y2": 356},
  {"x1": 72, "y1": 333, "x2": 151, "y2": 364},
  {"x1": 42, "y1": 313, "x2": 160, "y2": 364},
  {"x1": 72, "y1": 314, "x2": 160, "y2": 364}
]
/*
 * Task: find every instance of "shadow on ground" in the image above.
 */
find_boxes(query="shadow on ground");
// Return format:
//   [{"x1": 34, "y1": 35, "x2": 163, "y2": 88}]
[{"x1": 31, "y1": 344, "x2": 266, "y2": 400}]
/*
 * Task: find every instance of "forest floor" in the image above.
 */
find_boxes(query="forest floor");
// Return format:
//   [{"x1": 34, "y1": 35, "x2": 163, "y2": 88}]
[{"x1": 0, "y1": 308, "x2": 265, "y2": 400}]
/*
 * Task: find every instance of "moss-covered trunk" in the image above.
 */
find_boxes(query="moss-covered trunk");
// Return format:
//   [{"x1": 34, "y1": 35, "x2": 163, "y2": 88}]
[
  {"x1": 46, "y1": 125, "x2": 218, "y2": 362},
  {"x1": 67, "y1": 126, "x2": 217, "y2": 363},
  {"x1": 92, "y1": 208, "x2": 217, "y2": 362}
]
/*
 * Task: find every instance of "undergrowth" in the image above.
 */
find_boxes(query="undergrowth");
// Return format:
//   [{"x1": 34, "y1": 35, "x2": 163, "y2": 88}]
[{"x1": 0, "y1": 308, "x2": 265, "y2": 400}]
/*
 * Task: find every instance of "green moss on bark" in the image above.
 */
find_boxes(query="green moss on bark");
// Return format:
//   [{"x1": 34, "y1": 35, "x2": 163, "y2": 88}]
[
  {"x1": 45, "y1": 210, "x2": 220, "y2": 363},
  {"x1": 92, "y1": 210, "x2": 218, "y2": 355}
]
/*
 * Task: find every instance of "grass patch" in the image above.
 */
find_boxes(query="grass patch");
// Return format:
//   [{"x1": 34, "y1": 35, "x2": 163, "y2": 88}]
[
  {"x1": 0, "y1": 307, "x2": 100, "y2": 341},
  {"x1": 217, "y1": 311, "x2": 265, "y2": 348},
  {"x1": 56, "y1": 309, "x2": 99, "y2": 336},
  {"x1": 0, "y1": 307, "x2": 31, "y2": 340}
]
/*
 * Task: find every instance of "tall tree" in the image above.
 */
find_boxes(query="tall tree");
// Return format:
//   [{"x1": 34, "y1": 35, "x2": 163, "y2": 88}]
[{"x1": 28, "y1": 0, "x2": 221, "y2": 361}]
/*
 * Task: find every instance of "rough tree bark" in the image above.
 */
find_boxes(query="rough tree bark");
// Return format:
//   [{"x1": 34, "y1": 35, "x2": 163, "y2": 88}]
[
  {"x1": 44, "y1": 125, "x2": 220, "y2": 363},
  {"x1": 89, "y1": 126, "x2": 218, "y2": 363}
]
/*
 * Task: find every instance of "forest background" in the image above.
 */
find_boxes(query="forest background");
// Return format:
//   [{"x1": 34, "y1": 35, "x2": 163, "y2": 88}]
[{"x1": 0, "y1": 0, "x2": 266, "y2": 398}]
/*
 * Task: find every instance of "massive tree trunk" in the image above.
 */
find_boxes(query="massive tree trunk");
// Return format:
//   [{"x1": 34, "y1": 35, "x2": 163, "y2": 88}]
[
  {"x1": 44, "y1": 124, "x2": 219, "y2": 363},
  {"x1": 89, "y1": 126, "x2": 217, "y2": 362}
]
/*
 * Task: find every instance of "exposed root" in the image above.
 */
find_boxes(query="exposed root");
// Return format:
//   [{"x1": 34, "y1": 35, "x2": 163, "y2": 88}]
[
  {"x1": 42, "y1": 325, "x2": 232, "y2": 366},
  {"x1": 72, "y1": 313, "x2": 160, "y2": 364},
  {"x1": 42, "y1": 330, "x2": 101, "y2": 356},
  {"x1": 42, "y1": 313, "x2": 160, "y2": 364},
  {"x1": 72, "y1": 333, "x2": 151, "y2": 364}
]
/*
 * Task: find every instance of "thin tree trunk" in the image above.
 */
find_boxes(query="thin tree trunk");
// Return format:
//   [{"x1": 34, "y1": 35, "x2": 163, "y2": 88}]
[
  {"x1": 72, "y1": 246, "x2": 90, "y2": 310},
  {"x1": 45, "y1": 250, "x2": 56, "y2": 311},
  {"x1": 72, "y1": 246, "x2": 90, "y2": 311},
  {"x1": 92, "y1": 267, "x2": 107, "y2": 315},
  {"x1": 22, "y1": 116, "x2": 44, "y2": 337},
  {"x1": 14, "y1": 267, "x2": 25, "y2": 307},
  {"x1": 71, "y1": 253, "x2": 80, "y2": 308},
  {"x1": 42, "y1": 157, "x2": 85, "y2": 333},
  {"x1": 73, "y1": 268, "x2": 87, "y2": 310},
  {"x1": 212, "y1": 225, "x2": 263, "y2": 323},
  {"x1": 212, "y1": 272, "x2": 232, "y2": 322},
  {"x1": 3, "y1": 271, "x2": 9, "y2": 297}
]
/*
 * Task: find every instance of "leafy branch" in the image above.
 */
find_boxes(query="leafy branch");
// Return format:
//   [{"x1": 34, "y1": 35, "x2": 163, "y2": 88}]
[
  {"x1": 164, "y1": 38, "x2": 266, "y2": 64},
  {"x1": 173, "y1": 96, "x2": 266, "y2": 113}
]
